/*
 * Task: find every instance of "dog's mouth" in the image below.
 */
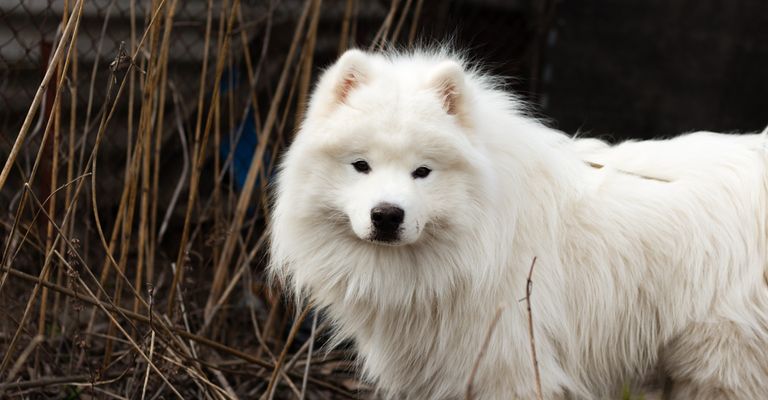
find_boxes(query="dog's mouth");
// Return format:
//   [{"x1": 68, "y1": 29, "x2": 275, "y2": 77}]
[{"x1": 368, "y1": 229, "x2": 403, "y2": 246}]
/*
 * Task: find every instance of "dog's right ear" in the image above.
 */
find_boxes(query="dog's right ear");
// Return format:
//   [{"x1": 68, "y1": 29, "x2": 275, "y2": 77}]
[
  {"x1": 330, "y1": 49, "x2": 369, "y2": 105},
  {"x1": 426, "y1": 61, "x2": 467, "y2": 119}
]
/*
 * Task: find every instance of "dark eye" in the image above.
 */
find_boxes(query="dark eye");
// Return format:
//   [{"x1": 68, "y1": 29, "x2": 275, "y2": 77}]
[
  {"x1": 352, "y1": 160, "x2": 371, "y2": 174},
  {"x1": 412, "y1": 166, "x2": 432, "y2": 179}
]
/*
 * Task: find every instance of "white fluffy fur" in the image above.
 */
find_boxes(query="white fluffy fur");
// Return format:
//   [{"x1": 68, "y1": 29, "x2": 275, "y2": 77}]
[{"x1": 269, "y1": 48, "x2": 768, "y2": 399}]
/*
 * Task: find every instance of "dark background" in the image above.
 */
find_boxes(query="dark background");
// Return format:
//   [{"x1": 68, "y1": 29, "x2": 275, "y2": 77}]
[
  {"x1": 2, "y1": 0, "x2": 766, "y2": 144},
  {"x1": 413, "y1": 0, "x2": 768, "y2": 140}
]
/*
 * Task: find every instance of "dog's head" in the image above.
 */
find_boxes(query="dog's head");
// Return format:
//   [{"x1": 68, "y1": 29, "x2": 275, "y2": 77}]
[{"x1": 277, "y1": 49, "x2": 490, "y2": 247}]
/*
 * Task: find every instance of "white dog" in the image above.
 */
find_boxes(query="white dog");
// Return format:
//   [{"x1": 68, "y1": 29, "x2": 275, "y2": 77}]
[{"x1": 269, "y1": 48, "x2": 768, "y2": 399}]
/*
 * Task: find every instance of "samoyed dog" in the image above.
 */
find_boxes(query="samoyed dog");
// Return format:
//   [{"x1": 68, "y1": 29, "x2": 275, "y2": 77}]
[{"x1": 269, "y1": 48, "x2": 768, "y2": 399}]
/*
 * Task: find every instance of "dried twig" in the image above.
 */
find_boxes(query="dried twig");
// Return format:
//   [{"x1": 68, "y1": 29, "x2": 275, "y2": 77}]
[
  {"x1": 300, "y1": 312, "x2": 319, "y2": 399},
  {"x1": 465, "y1": 303, "x2": 505, "y2": 400},
  {"x1": 0, "y1": 335, "x2": 45, "y2": 397},
  {"x1": 339, "y1": 0, "x2": 355, "y2": 54},
  {"x1": 168, "y1": 0, "x2": 243, "y2": 317},
  {"x1": 19, "y1": 184, "x2": 183, "y2": 398},
  {"x1": 408, "y1": 0, "x2": 425, "y2": 46},
  {"x1": 205, "y1": 0, "x2": 313, "y2": 319},
  {"x1": 0, "y1": 373, "x2": 122, "y2": 392},
  {"x1": 0, "y1": 0, "x2": 85, "y2": 191},
  {"x1": 264, "y1": 304, "x2": 313, "y2": 400},
  {"x1": 0, "y1": 264, "x2": 357, "y2": 398},
  {"x1": 294, "y1": 0, "x2": 322, "y2": 128},
  {"x1": 585, "y1": 160, "x2": 671, "y2": 182},
  {"x1": 370, "y1": 0, "x2": 401, "y2": 50},
  {"x1": 525, "y1": 257, "x2": 543, "y2": 400},
  {"x1": 139, "y1": 330, "x2": 155, "y2": 400},
  {"x1": 391, "y1": 0, "x2": 413, "y2": 43},
  {"x1": 0, "y1": 1, "x2": 427, "y2": 397}
]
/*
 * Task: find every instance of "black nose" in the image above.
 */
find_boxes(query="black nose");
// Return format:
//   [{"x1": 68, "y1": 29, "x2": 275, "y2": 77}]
[{"x1": 371, "y1": 203, "x2": 405, "y2": 234}]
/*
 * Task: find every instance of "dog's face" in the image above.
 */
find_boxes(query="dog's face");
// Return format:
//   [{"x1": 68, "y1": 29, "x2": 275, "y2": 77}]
[
  {"x1": 326, "y1": 115, "x2": 467, "y2": 246},
  {"x1": 284, "y1": 50, "x2": 485, "y2": 247}
]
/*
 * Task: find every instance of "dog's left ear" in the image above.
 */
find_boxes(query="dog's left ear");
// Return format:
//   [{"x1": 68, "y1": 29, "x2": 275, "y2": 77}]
[
  {"x1": 328, "y1": 49, "x2": 370, "y2": 107},
  {"x1": 306, "y1": 49, "x2": 370, "y2": 120},
  {"x1": 426, "y1": 61, "x2": 468, "y2": 120}
]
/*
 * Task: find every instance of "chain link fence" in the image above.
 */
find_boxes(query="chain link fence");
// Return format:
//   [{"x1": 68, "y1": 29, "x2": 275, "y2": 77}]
[
  {"x1": 1, "y1": 0, "x2": 237, "y2": 124},
  {"x1": 0, "y1": 0, "x2": 546, "y2": 133}
]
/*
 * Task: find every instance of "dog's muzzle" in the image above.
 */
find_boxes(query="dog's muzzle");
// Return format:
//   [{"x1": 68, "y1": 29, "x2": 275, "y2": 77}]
[{"x1": 370, "y1": 203, "x2": 404, "y2": 242}]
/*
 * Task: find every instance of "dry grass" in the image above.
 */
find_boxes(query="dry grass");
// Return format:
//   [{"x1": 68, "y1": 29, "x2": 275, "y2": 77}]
[{"x1": 0, "y1": 1, "x2": 437, "y2": 397}]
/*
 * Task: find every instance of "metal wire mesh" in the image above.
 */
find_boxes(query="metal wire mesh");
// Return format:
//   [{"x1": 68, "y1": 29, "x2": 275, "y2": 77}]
[{"x1": 0, "y1": 1, "x2": 271, "y2": 134}]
